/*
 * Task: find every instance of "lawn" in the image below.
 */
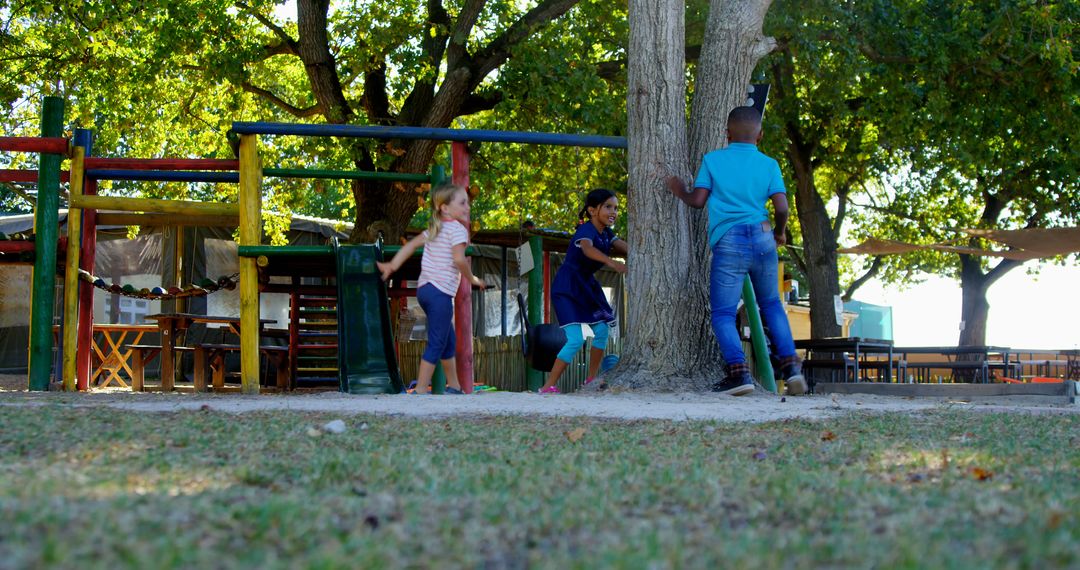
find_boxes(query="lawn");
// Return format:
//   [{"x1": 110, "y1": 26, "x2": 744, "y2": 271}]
[{"x1": 0, "y1": 404, "x2": 1077, "y2": 569}]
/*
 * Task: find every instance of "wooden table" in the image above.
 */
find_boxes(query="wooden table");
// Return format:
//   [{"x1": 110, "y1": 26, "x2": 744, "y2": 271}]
[
  {"x1": 90, "y1": 324, "x2": 158, "y2": 388},
  {"x1": 143, "y1": 313, "x2": 272, "y2": 390},
  {"x1": 795, "y1": 337, "x2": 896, "y2": 383}
]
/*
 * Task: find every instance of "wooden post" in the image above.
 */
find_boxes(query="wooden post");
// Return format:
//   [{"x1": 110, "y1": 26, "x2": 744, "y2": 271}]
[
  {"x1": 451, "y1": 141, "x2": 474, "y2": 393},
  {"x1": 75, "y1": 129, "x2": 96, "y2": 391},
  {"x1": 61, "y1": 145, "x2": 85, "y2": 391},
  {"x1": 28, "y1": 96, "x2": 64, "y2": 391},
  {"x1": 238, "y1": 134, "x2": 262, "y2": 394}
]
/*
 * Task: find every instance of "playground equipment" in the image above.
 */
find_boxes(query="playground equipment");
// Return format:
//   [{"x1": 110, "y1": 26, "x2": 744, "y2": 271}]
[{"x1": 5, "y1": 96, "x2": 780, "y2": 394}]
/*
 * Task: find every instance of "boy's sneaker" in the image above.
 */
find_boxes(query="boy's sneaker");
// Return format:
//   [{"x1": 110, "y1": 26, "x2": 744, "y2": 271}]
[
  {"x1": 779, "y1": 355, "x2": 808, "y2": 396},
  {"x1": 712, "y1": 363, "x2": 755, "y2": 396},
  {"x1": 444, "y1": 387, "x2": 464, "y2": 395}
]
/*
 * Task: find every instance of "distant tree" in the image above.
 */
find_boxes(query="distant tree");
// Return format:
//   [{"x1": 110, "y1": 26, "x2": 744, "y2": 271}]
[{"x1": 840, "y1": 0, "x2": 1080, "y2": 346}]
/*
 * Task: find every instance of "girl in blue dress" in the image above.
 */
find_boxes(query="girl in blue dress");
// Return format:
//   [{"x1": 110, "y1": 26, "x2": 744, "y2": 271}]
[{"x1": 538, "y1": 188, "x2": 629, "y2": 394}]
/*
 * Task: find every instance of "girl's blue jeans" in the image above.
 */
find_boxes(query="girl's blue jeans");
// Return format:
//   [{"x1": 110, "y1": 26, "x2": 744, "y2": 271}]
[{"x1": 709, "y1": 223, "x2": 797, "y2": 365}]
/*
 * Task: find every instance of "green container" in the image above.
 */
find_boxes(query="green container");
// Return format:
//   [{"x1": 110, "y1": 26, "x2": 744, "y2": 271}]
[{"x1": 333, "y1": 240, "x2": 404, "y2": 394}]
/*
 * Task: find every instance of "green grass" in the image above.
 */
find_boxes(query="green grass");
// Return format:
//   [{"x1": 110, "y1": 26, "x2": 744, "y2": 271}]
[{"x1": 0, "y1": 404, "x2": 1077, "y2": 569}]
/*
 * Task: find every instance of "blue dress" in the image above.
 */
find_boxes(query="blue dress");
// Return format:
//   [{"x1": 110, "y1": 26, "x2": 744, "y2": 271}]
[{"x1": 550, "y1": 222, "x2": 617, "y2": 326}]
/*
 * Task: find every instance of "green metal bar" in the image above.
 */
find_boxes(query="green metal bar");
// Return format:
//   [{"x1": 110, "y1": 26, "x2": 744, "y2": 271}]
[
  {"x1": 742, "y1": 276, "x2": 777, "y2": 393},
  {"x1": 526, "y1": 235, "x2": 544, "y2": 392},
  {"x1": 263, "y1": 168, "x2": 430, "y2": 183},
  {"x1": 28, "y1": 96, "x2": 64, "y2": 391},
  {"x1": 238, "y1": 245, "x2": 333, "y2": 257}
]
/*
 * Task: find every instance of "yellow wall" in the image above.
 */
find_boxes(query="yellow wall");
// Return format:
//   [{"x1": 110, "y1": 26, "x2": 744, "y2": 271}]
[{"x1": 785, "y1": 303, "x2": 857, "y2": 340}]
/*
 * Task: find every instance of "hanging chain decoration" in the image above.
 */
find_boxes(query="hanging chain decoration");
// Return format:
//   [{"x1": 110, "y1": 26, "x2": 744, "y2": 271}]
[{"x1": 77, "y1": 269, "x2": 239, "y2": 300}]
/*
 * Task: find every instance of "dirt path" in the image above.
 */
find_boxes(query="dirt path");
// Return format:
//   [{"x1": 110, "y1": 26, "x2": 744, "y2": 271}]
[{"x1": 2, "y1": 374, "x2": 1076, "y2": 422}]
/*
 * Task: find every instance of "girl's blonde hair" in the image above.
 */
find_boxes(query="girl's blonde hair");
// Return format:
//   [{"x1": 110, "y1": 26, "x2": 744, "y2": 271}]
[{"x1": 426, "y1": 183, "x2": 466, "y2": 242}]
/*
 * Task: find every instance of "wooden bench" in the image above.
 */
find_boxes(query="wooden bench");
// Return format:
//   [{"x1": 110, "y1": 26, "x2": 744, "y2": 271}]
[
  {"x1": 908, "y1": 361, "x2": 990, "y2": 383},
  {"x1": 194, "y1": 344, "x2": 290, "y2": 392},
  {"x1": 1017, "y1": 359, "x2": 1067, "y2": 378},
  {"x1": 127, "y1": 344, "x2": 194, "y2": 391},
  {"x1": 803, "y1": 357, "x2": 905, "y2": 383}
]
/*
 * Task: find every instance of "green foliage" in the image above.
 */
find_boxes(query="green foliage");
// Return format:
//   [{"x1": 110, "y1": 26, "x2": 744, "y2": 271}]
[
  {"x1": 0, "y1": 0, "x2": 630, "y2": 233},
  {"x1": 761, "y1": 0, "x2": 1079, "y2": 292}
]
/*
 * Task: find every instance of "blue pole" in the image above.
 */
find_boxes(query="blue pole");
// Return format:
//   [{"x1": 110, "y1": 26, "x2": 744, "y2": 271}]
[{"x1": 231, "y1": 123, "x2": 628, "y2": 149}]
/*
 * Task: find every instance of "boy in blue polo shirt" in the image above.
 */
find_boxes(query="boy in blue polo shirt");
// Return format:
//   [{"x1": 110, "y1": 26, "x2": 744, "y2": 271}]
[{"x1": 667, "y1": 106, "x2": 807, "y2": 397}]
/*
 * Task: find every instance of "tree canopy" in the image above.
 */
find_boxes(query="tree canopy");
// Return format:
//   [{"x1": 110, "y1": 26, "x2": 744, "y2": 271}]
[{"x1": 0, "y1": 0, "x2": 630, "y2": 237}]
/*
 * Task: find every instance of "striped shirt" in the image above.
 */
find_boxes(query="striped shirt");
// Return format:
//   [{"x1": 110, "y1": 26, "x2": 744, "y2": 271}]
[{"x1": 418, "y1": 219, "x2": 469, "y2": 295}]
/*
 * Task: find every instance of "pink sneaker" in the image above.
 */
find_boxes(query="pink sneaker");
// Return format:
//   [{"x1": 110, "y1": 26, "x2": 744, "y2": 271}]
[{"x1": 538, "y1": 385, "x2": 561, "y2": 394}]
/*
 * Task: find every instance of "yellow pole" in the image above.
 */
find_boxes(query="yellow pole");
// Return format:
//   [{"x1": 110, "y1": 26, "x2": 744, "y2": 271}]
[
  {"x1": 238, "y1": 134, "x2": 262, "y2": 394},
  {"x1": 61, "y1": 146, "x2": 85, "y2": 391},
  {"x1": 70, "y1": 194, "x2": 239, "y2": 217}
]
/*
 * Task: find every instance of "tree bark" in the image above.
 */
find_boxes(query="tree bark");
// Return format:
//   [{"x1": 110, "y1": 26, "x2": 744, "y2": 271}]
[
  {"x1": 956, "y1": 190, "x2": 1024, "y2": 347},
  {"x1": 957, "y1": 252, "x2": 1022, "y2": 347},
  {"x1": 619, "y1": 0, "x2": 774, "y2": 390}
]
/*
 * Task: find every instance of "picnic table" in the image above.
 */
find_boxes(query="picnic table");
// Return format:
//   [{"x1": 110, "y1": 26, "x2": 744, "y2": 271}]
[
  {"x1": 794, "y1": 337, "x2": 897, "y2": 383},
  {"x1": 137, "y1": 313, "x2": 272, "y2": 391}
]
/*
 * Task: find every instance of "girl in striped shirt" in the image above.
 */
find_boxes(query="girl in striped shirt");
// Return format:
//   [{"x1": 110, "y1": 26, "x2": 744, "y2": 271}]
[{"x1": 378, "y1": 183, "x2": 485, "y2": 395}]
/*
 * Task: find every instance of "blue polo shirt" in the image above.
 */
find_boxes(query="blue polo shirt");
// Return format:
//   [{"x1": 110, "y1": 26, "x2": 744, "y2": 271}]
[{"x1": 693, "y1": 142, "x2": 786, "y2": 247}]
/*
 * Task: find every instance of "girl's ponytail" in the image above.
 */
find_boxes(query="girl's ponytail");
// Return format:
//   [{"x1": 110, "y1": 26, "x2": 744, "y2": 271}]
[{"x1": 426, "y1": 183, "x2": 466, "y2": 242}]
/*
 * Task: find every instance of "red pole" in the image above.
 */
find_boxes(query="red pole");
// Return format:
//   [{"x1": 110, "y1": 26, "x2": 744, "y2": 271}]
[
  {"x1": 83, "y1": 158, "x2": 239, "y2": 171},
  {"x1": 0, "y1": 169, "x2": 71, "y2": 183},
  {"x1": 75, "y1": 177, "x2": 97, "y2": 391},
  {"x1": 451, "y1": 141, "x2": 474, "y2": 394},
  {"x1": 0, "y1": 137, "x2": 69, "y2": 154}
]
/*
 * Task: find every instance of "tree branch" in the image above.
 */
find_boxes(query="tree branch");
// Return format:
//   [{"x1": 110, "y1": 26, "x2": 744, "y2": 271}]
[
  {"x1": 446, "y1": 0, "x2": 487, "y2": 70},
  {"x1": 1, "y1": 182, "x2": 36, "y2": 206},
  {"x1": 842, "y1": 255, "x2": 883, "y2": 301},
  {"x1": 458, "y1": 91, "x2": 505, "y2": 116},
  {"x1": 470, "y1": 0, "x2": 580, "y2": 82},
  {"x1": 296, "y1": 0, "x2": 353, "y2": 123},
  {"x1": 785, "y1": 237, "x2": 808, "y2": 278},
  {"x1": 833, "y1": 188, "x2": 848, "y2": 235},
  {"x1": 236, "y1": 1, "x2": 299, "y2": 56},
  {"x1": 361, "y1": 59, "x2": 393, "y2": 125},
  {"x1": 240, "y1": 81, "x2": 322, "y2": 117}
]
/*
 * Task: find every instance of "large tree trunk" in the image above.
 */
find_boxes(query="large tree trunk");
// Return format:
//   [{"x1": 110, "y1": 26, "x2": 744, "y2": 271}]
[
  {"x1": 957, "y1": 254, "x2": 1022, "y2": 347},
  {"x1": 788, "y1": 143, "x2": 843, "y2": 338},
  {"x1": 619, "y1": 0, "x2": 774, "y2": 390}
]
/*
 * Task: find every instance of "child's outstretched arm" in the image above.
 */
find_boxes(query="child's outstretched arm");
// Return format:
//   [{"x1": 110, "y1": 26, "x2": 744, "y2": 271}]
[
  {"x1": 666, "y1": 176, "x2": 709, "y2": 209},
  {"x1": 451, "y1": 243, "x2": 487, "y2": 289},
  {"x1": 580, "y1": 240, "x2": 627, "y2": 274},
  {"x1": 611, "y1": 238, "x2": 629, "y2": 257},
  {"x1": 376, "y1": 232, "x2": 425, "y2": 281}
]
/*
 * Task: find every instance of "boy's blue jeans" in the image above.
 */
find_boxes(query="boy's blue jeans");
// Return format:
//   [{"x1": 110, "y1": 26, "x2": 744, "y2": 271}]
[{"x1": 709, "y1": 222, "x2": 797, "y2": 365}]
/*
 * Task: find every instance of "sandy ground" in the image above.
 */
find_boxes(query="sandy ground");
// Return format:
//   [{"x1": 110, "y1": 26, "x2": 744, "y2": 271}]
[{"x1": 2, "y1": 374, "x2": 1076, "y2": 422}]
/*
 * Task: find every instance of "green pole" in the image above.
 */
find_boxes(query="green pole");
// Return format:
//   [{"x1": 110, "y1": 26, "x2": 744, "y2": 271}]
[
  {"x1": 430, "y1": 164, "x2": 445, "y2": 186},
  {"x1": 741, "y1": 276, "x2": 777, "y2": 393},
  {"x1": 28, "y1": 96, "x2": 64, "y2": 391},
  {"x1": 526, "y1": 235, "x2": 544, "y2": 392}
]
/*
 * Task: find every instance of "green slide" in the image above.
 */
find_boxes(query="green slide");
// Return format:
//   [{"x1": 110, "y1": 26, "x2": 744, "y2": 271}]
[{"x1": 333, "y1": 240, "x2": 404, "y2": 394}]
